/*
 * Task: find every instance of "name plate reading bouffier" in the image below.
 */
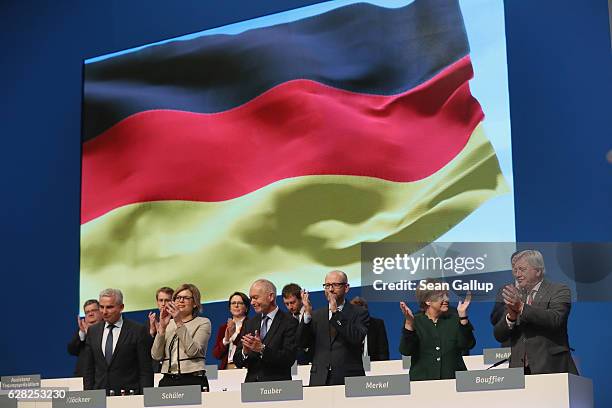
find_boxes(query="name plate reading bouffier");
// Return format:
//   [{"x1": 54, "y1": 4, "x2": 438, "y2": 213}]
[
  {"x1": 241, "y1": 380, "x2": 303, "y2": 402},
  {"x1": 1, "y1": 375, "x2": 41, "y2": 390},
  {"x1": 143, "y1": 385, "x2": 201, "y2": 407},
  {"x1": 483, "y1": 347, "x2": 511, "y2": 364},
  {"x1": 402, "y1": 356, "x2": 411, "y2": 369},
  {"x1": 345, "y1": 374, "x2": 410, "y2": 397},
  {"x1": 456, "y1": 368, "x2": 525, "y2": 392},
  {"x1": 53, "y1": 390, "x2": 106, "y2": 408}
]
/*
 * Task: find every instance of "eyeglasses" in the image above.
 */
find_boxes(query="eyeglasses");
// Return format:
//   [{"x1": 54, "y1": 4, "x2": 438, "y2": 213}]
[
  {"x1": 323, "y1": 282, "x2": 347, "y2": 290},
  {"x1": 230, "y1": 301, "x2": 245, "y2": 306},
  {"x1": 175, "y1": 295, "x2": 193, "y2": 302}
]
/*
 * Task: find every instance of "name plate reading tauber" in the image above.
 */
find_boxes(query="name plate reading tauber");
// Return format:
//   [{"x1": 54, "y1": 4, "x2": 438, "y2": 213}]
[
  {"x1": 241, "y1": 380, "x2": 303, "y2": 403},
  {"x1": 144, "y1": 385, "x2": 201, "y2": 407},
  {"x1": 483, "y1": 347, "x2": 511, "y2": 365},
  {"x1": 53, "y1": 390, "x2": 106, "y2": 408},
  {"x1": 345, "y1": 374, "x2": 410, "y2": 398},
  {"x1": 456, "y1": 368, "x2": 525, "y2": 392},
  {"x1": 1, "y1": 375, "x2": 41, "y2": 390}
]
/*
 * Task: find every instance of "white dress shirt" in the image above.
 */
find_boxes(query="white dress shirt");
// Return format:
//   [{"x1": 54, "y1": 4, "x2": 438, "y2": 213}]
[{"x1": 102, "y1": 316, "x2": 123, "y2": 357}]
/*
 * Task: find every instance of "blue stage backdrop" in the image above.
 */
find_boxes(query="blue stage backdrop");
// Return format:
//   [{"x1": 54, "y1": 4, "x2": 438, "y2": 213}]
[{"x1": 0, "y1": 0, "x2": 611, "y2": 406}]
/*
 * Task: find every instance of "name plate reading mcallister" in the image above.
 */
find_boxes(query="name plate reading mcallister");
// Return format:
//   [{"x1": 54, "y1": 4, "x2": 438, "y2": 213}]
[
  {"x1": 241, "y1": 380, "x2": 303, "y2": 402},
  {"x1": 144, "y1": 385, "x2": 202, "y2": 407},
  {"x1": 483, "y1": 347, "x2": 511, "y2": 364},
  {"x1": 456, "y1": 368, "x2": 525, "y2": 392},
  {"x1": 53, "y1": 390, "x2": 106, "y2": 408},
  {"x1": 345, "y1": 374, "x2": 410, "y2": 397}
]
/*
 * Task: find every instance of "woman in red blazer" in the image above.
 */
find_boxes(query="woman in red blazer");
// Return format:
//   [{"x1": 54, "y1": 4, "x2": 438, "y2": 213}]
[{"x1": 212, "y1": 291, "x2": 250, "y2": 369}]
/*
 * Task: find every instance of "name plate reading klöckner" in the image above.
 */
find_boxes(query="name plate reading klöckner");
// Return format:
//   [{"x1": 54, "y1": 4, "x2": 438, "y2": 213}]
[
  {"x1": 53, "y1": 390, "x2": 106, "y2": 408},
  {"x1": 345, "y1": 374, "x2": 410, "y2": 398},
  {"x1": 456, "y1": 368, "x2": 525, "y2": 392},
  {"x1": 1, "y1": 375, "x2": 41, "y2": 390},
  {"x1": 144, "y1": 385, "x2": 202, "y2": 407},
  {"x1": 483, "y1": 347, "x2": 511, "y2": 365},
  {"x1": 241, "y1": 380, "x2": 303, "y2": 403}
]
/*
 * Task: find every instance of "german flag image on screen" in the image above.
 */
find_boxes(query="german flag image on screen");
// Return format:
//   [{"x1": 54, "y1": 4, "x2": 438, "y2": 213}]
[{"x1": 80, "y1": 0, "x2": 509, "y2": 311}]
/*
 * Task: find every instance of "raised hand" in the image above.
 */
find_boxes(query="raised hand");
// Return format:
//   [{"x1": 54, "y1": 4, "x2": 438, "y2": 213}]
[
  {"x1": 225, "y1": 318, "x2": 237, "y2": 340},
  {"x1": 158, "y1": 306, "x2": 172, "y2": 334},
  {"x1": 457, "y1": 292, "x2": 472, "y2": 317},
  {"x1": 502, "y1": 285, "x2": 522, "y2": 313},
  {"x1": 77, "y1": 316, "x2": 89, "y2": 334},
  {"x1": 148, "y1": 311, "x2": 158, "y2": 337},
  {"x1": 328, "y1": 293, "x2": 338, "y2": 313},
  {"x1": 399, "y1": 302, "x2": 415, "y2": 331},
  {"x1": 301, "y1": 289, "x2": 312, "y2": 315}
]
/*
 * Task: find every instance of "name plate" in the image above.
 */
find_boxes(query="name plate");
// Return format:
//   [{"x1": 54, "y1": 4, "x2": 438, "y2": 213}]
[
  {"x1": 0, "y1": 394, "x2": 18, "y2": 408},
  {"x1": 362, "y1": 355, "x2": 371, "y2": 372},
  {"x1": 1, "y1": 375, "x2": 41, "y2": 390},
  {"x1": 241, "y1": 380, "x2": 303, "y2": 402},
  {"x1": 401, "y1": 356, "x2": 411, "y2": 370},
  {"x1": 456, "y1": 368, "x2": 525, "y2": 392},
  {"x1": 345, "y1": 374, "x2": 410, "y2": 397},
  {"x1": 53, "y1": 390, "x2": 106, "y2": 408},
  {"x1": 205, "y1": 365, "x2": 218, "y2": 380},
  {"x1": 143, "y1": 385, "x2": 201, "y2": 407},
  {"x1": 483, "y1": 347, "x2": 511, "y2": 364}
]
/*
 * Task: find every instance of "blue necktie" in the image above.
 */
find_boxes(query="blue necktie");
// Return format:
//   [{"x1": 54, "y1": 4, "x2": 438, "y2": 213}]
[
  {"x1": 105, "y1": 324, "x2": 115, "y2": 365},
  {"x1": 260, "y1": 315, "x2": 269, "y2": 339}
]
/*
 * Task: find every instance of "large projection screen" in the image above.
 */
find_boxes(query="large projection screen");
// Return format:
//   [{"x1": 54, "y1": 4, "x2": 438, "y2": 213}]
[{"x1": 80, "y1": 0, "x2": 515, "y2": 311}]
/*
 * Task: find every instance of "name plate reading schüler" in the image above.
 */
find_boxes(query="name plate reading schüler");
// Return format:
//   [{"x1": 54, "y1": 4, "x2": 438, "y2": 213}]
[
  {"x1": 483, "y1": 347, "x2": 511, "y2": 365},
  {"x1": 1, "y1": 375, "x2": 41, "y2": 390},
  {"x1": 144, "y1": 385, "x2": 201, "y2": 407},
  {"x1": 456, "y1": 368, "x2": 525, "y2": 392},
  {"x1": 53, "y1": 390, "x2": 106, "y2": 408},
  {"x1": 345, "y1": 374, "x2": 410, "y2": 398},
  {"x1": 241, "y1": 380, "x2": 303, "y2": 403}
]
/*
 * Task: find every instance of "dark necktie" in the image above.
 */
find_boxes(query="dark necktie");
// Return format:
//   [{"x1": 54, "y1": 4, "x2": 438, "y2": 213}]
[
  {"x1": 105, "y1": 324, "x2": 115, "y2": 365},
  {"x1": 260, "y1": 315, "x2": 269, "y2": 339}
]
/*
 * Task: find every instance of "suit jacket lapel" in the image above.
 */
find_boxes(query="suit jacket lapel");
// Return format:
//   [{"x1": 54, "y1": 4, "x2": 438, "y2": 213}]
[
  {"x1": 109, "y1": 318, "x2": 129, "y2": 366},
  {"x1": 263, "y1": 312, "x2": 282, "y2": 346},
  {"x1": 91, "y1": 323, "x2": 107, "y2": 365},
  {"x1": 330, "y1": 303, "x2": 351, "y2": 344},
  {"x1": 534, "y1": 280, "x2": 552, "y2": 305}
]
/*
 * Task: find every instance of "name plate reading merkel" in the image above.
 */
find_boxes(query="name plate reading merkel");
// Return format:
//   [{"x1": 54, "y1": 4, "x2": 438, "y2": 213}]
[
  {"x1": 144, "y1": 385, "x2": 201, "y2": 407},
  {"x1": 483, "y1": 347, "x2": 511, "y2": 364},
  {"x1": 241, "y1": 380, "x2": 303, "y2": 402},
  {"x1": 53, "y1": 390, "x2": 106, "y2": 408},
  {"x1": 456, "y1": 368, "x2": 525, "y2": 392},
  {"x1": 345, "y1": 374, "x2": 410, "y2": 397}
]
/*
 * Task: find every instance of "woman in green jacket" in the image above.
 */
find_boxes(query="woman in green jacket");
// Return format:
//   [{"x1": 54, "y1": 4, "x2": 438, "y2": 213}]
[{"x1": 399, "y1": 281, "x2": 475, "y2": 381}]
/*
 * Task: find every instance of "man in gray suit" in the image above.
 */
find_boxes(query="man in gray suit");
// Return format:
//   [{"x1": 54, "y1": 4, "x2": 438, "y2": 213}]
[
  {"x1": 298, "y1": 270, "x2": 369, "y2": 386},
  {"x1": 494, "y1": 250, "x2": 578, "y2": 375}
]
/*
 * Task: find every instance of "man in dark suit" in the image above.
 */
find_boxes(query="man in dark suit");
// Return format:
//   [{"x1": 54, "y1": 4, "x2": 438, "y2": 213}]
[
  {"x1": 83, "y1": 288, "x2": 154, "y2": 395},
  {"x1": 68, "y1": 299, "x2": 103, "y2": 376},
  {"x1": 298, "y1": 270, "x2": 369, "y2": 386},
  {"x1": 494, "y1": 250, "x2": 578, "y2": 375},
  {"x1": 282, "y1": 283, "x2": 313, "y2": 365},
  {"x1": 349, "y1": 297, "x2": 389, "y2": 361},
  {"x1": 234, "y1": 279, "x2": 298, "y2": 382}
]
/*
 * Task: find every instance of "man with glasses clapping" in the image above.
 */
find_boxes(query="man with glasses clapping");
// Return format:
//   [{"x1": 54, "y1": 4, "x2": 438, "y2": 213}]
[{"x1": 298, "y1": 270, "x2": 369, "y2": 386}]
